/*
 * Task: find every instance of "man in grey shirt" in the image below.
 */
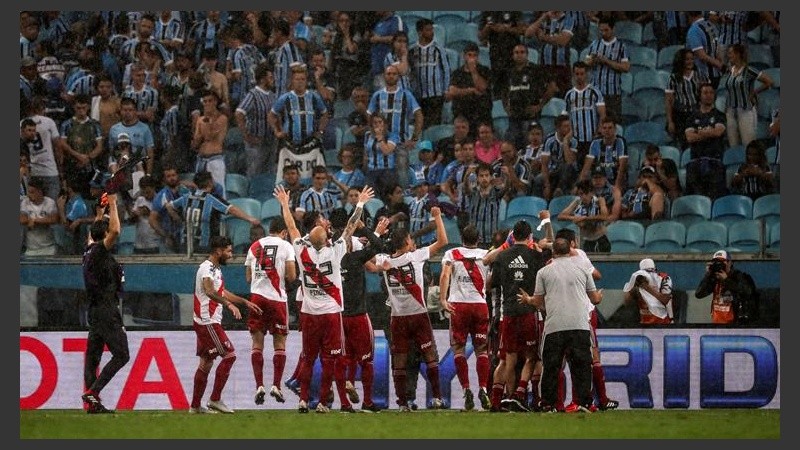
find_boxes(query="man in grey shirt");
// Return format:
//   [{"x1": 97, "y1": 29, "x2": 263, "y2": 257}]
[{"x1": 518, "y1": 237, "x2": 603, "y2": 413}]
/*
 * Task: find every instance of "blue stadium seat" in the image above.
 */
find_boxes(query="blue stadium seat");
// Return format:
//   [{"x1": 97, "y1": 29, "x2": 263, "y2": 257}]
[
  {"x1": 685, "y1": 221, "x2": 728, "y2": 252},
  {"x1": 493, "y1": 117, "x2": 509, "y2": 138},
  {"x1": 228, "y1": 197, "x2": 261, "y2": 219},
  {"x1": 365, "y1": 272, "x2": 384, "y2": 294},
  {"x1": 632, "y1": 69, "x2": 666, "y2": 94},
  {"x1": 642, "y1": 21, "x2": 657, "y2": 48},
  {"x1": 768, "y1": 221, "x2": 779, "y2": 253},
  {"x1": 632, "y1": 90, "x2": 667, "y2": 122},
  {"x1": 711, "y1": 195, "x2": 753, "y2": 226},
  {"x1": 248, "y1": 172, "x2": 277, "y2": 203},
  {"x1": 434, "y1": 11, "x2": 471, "y2": 22},
  {"x1": 445, "y1": 22, "x2": 479, "y2": 53},
  {"x1": 644, "y1": 221, "x2": 686, "y2": 252},
  {"x1": 435, "y1": 15, "x2": 468, "y2": 34},
  {"x1": 620, "y1": 97, "x2": 647, "y2": 126},
  {"x1": 657, "y1": 45, "x2": 683, "y2": 70},
  {"x1": 748, "y1": 44, "x2": 774, "y2": 71},
  {"x1": 766, "y1": 146, "x2": 777, "y2": 165},
  {"x1": 442, "y1": 217, "x2": 462, "y2": 246},
  {"x1": 727, "y1": 219, "x2": 763, "y2": 253},
  {"x1": 726, "y1": 166, "x2": 738, "y2": 188},
  {"x1": 548, "y1": 195, "x2": 578, "y2": 230},
  {"x1": 116, "y1": 224, "x2": 137, "y2": 256},
  {"x1": 607, "y1": 220, "x2": 645, "y2": 253},
  {"x1": 226, "y1": 217, "x2": 253, "y2": 254},
  {"x1": 225, "y1": 173, "x2": 249, "y2": 200},
  {"x1": 423, "y1": 124, "x2": 454, "y2": 143},
  {"x1": 680, "y1": 148, "x2": 692, "y2": 168},
  {"x1": 260, "y1": 198, "x2": 282, "y2": 224},
  {"x1": 364, "y1": 198, "x2": 384, "y2": 220},
  {"x1": 504, "y1": 196, "x2": 548, "y2": 228},
  {"x1": 333, "y1": 99, "x2": 355, "y2": 120},
  {"x1": 723, "y1": 145, "x2": 746, "y2": 169},
  {"x1": 614, "y1": 21, "x2": 643, "y2": 46},
  {"x1": 478, "y1": 45, "x2": 491, "y2": 68},
  {"x1": 757, "y1": 67, "x2": 780, "y2": 90},
  {"x1": 620, "y1": 72, "x2": 633, "y2": 96},
  {"x1": 541, "y1": 98, "x2": 566, "y2": 118},
  {"x1": 752, "y1": 193, "x2": 780, "y2": 228},
  {"x1": 627, "y1": 45, "x2": 658, "y2": 75},
  {"x1": 658, "y1": 145, "x2": 681, "y2": 165},
  {"x1": 756, "y1": 89, "x2": 780, "y2": 121},
  {"x1": 491, "y1": 99, "x2": 507, "y2": 119},
  {"x1": 444, "y1": 47, "x2": 461, "y2": 70},
  {"x1": 624, "y1": 121, "x2": 669, "y2": 146},
  {"x1": 527, "y1": 48, "x2": 539, "y2": 65}
]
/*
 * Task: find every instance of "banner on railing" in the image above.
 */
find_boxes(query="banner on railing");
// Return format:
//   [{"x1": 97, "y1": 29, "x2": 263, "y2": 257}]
[{"x1": 20, "y1": 328, "x2": 779, "y2": 410}]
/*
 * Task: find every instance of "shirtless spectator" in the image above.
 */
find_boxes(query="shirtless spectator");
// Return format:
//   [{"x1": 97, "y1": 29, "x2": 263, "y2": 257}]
[{"x1": 192, "y1": 89, "x2": 229, "y2": 198}]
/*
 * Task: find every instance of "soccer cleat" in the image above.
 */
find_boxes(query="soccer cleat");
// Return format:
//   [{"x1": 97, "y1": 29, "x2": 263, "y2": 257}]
[
  {"x1": 564, "y1": 402, "x2": 580, "y2": 413},
  {"x1": 269, "y1": 385, "x2": 285, "y2": 403},
  {"x1": 580, "y1": 404, "x2": 598, "y2": 413},
  {"x1": 463, "y1": 388, "x2": 475, "y2": 411},
  {"x1": 87, "y1": 402, "x2": 114, "y2": 414},
  {"x1": 315, "y1": 402, "x2": 330, "y2": 413},
  {"x1": 254, "y1": 386, "x2": 266, "y2": 405},
  {"x1": 340, "y1": 405, "x2": 360, "y2": 413},
  {"x1": 540, "y1": 405, "x2": 559, "y2": 413},
  {"x1": 599, "y1": 399, "x2": 619, "y2": 411},
  {"x1": 81, "y1": 392, "x2": 101, "y2": 406},
  {"x1": 207, "y1": 399, "x2": 234, "y2": 414},
  {"x1": 284, "y1": 378, "x2": 301, "y2": 397},
  {"x1": 502, "y1": 397, "x2": 530, "y2": 412},
  {"x1": 478, "y1": 388, "x2": 491, "y2": 410},
  {"x1": 361, "y1": 403, "x2": 381, "y2": 413},
  {"x1": 399, "y1": 404, "x2": 412, "y2": 412},
  {"x1": 431, "y1": 397, "x2": 444, "y2": 409},
  {"x1": 189, "y1": 406, "x2": 217, "y2": 414},
  {"x1": 345, "y1": 381, "x2": 360, "y2": 404},
  {"x1": 407, "y1": 400, "x2": 418, "y2": 411},
  {"x1": 298, "y1": 400, "x2": 309, "y2": 413}
]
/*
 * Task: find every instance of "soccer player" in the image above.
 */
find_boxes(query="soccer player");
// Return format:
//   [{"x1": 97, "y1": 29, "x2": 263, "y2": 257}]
[
  {"x1": 375, "y1": 206, "x2": 448, "y2": 411},
  {"x1": 273, "y1": 184, "x2": 374, "y2": 413},
  {"x1": 245, "y1": 217, "x2": 297, "y2": 406},
  {"x1": 190, "y1": 235, "x2": 262, "y2": 414},
  {"x1": 438, "y1": 224, "x2": 492, "y2": 411}
]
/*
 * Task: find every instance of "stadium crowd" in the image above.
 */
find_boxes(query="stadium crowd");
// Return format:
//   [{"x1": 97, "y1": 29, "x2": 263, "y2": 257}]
[{"x1": 18, "y1": 10, "x2": 780, "y2": 414}]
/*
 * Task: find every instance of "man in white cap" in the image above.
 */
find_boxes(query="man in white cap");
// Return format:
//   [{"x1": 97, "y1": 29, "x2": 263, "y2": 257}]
[
  {"x1": 695, "y1": 250, "x2": 759, "y2": 325},
  {"x1": 622, "y1": 258, "x2": 674, "y2": 325}
]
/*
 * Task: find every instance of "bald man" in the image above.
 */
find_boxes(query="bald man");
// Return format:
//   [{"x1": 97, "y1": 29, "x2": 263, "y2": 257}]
[{"x1": 274, "y1": 184, "x2": 374, "y2": 413}]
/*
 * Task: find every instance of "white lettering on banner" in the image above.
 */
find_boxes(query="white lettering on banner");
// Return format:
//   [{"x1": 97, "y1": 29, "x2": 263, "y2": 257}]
[{"x1": 19, "y1": 329, "x2": 780, "y2": 410}]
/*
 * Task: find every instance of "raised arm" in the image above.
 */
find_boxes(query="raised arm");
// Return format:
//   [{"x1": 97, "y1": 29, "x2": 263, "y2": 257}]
[
  {"x1": 102, "y1": 193, "x2": 121, "y2": 250},
  {"x1": 274, "y1": 185, "x2": 301, "y2": 241},
  {"x1": 426, "y1": 206, "x2": 449, "y2": 256},
  {"x1": 341, "y1": 185, "x2": 375, "y2": 244}
]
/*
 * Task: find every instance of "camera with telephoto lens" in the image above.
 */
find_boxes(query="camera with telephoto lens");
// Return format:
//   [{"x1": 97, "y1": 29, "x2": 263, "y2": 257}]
[{"x1": 709, "y1": 259, "x2": 727, "y2": 274}]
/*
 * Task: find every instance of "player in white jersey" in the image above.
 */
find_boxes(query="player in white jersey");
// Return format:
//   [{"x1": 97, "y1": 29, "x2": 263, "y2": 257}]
[
  {"x1": 439, "y1": 224, "x2": 491, "y2": 411},
  {"x1": 244, "y1": 216, "x2": 297, "y2": 406},
  {"x1": 554, "y1": 227, "x2": 618, "y2": 411},
  {"x1": 374, "y1": 206, "x2": 448, "y2": 411},
  {"x1": 274, "y1": 184, "x2": 373, "y2": 413},
  {"x1": 190, "y1": 236, "x2": 262, "y2": 414}
]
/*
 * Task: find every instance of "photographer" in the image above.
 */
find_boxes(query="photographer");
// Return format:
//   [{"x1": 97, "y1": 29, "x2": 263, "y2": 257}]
[{"x1": 695, "y1": 250, "x2": 759, "y2": 325}]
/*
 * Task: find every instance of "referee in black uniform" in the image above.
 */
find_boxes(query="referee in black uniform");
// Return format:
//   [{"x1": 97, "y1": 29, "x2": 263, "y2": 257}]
[{"x1": 80, "y1": 192, "x2": 130, "y2": 414}]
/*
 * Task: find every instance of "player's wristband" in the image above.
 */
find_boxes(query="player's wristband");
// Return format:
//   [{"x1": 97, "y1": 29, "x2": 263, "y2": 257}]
[{"x1": 536, "y1": 217, "x2": 551, "y2": 231}]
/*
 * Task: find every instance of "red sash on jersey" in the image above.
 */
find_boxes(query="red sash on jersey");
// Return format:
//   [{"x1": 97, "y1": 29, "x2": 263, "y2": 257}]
[
  {"x1": 389, "y1": 265, "x2": 424, "y2": 305},
  {"x1": 255, "y1": 245, "x2": 282, "y2": 296},
  {"x1": 451, "y1": 249, "x2": 484, "y2": 296},
  {"x1": 300, "y1": 247, "x2": 342, "y2": 306}
]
